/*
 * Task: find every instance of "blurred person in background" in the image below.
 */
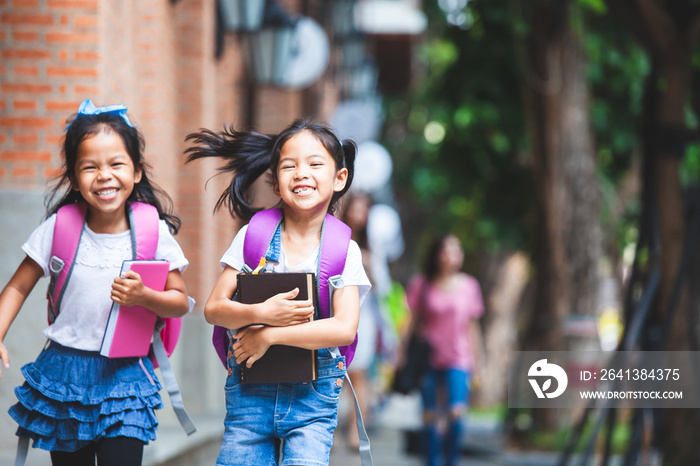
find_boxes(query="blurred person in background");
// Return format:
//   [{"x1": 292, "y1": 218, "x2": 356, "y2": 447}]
[
  {"x1": 340, "y1": 192, "x2": 397, "y2": 450},
  {"x1": 404, "y1": 234, "x2": 484, "y2": 466}
]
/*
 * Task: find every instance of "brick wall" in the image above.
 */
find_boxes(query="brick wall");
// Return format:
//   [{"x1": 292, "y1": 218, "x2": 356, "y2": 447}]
[{"x1": 0, "y1": 0, "x2": 341, "y2": 436}]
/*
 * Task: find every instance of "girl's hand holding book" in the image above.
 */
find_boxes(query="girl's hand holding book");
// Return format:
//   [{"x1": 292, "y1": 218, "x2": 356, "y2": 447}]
[
  {"x1": 260, "y1": 288, "x2": 314, "y2": 327},
  {"x1": 232, "y1": 325, "x2": 271, "y2": 368},
  {"x1": 111, "y1": 270, "x2": 147, "y2": 307}
]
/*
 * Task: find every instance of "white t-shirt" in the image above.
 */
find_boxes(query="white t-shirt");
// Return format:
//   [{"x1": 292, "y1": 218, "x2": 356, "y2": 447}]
[
  {"x1": 220, "y1": 224, "x2": 371, "y2": 305},
  {"x1": 23, "y1": 214, "x2": 189, "y2": 351}
]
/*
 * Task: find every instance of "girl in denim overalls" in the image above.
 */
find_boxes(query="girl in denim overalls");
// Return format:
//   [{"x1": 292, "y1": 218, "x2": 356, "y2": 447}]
[{"x1": 186, "y1": 119, "x2": 370, "y2": 466}]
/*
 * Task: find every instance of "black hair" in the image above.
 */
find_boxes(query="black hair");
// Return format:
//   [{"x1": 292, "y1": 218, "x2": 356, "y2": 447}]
[
  {"x1": 46, "y1": 112, "x2": 182, "y2": 234},
  {"x1": 340, "y1": 192, "x2": 372, "y2": 251},
  {"x1": 423, "y1": 233, "x2": 453, "y2": 282},
  {"x1": 185, "y1": 118, "x2": 356, "y2": 220}
]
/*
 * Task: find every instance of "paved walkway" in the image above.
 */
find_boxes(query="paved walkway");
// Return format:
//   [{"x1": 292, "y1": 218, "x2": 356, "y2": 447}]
[{"x1": 3, "y1": 393, "x2": 595, "y2": 466}]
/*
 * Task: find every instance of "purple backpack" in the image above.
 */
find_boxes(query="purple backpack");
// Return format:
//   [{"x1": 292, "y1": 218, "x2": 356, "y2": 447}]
[{"x1": 212, "y1": 208, "x2": 358, "y2": 368}]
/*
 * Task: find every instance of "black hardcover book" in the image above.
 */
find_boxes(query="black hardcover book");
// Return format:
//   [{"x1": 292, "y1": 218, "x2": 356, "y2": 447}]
[{"x1": 236, "y1": 272, "x2": 318, "y2": 384}]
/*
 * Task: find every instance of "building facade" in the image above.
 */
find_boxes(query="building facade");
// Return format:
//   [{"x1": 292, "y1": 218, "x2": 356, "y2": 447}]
[{"x1": 0, "y1": 0, "x2": 352, "y2": 462}]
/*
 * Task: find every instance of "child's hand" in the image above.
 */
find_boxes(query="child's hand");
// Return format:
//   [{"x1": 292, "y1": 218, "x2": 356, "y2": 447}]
[
  {"x1": 260, "y1": 288, "x2": 314, "y2": 327},
  {"x1": 232, "y1": 325, "x2": 271, "y2": 368},
  {"x1": 0, "y1": 342, "x2": 10, "y2": 378},
  {"x1": 111, "y1": 270, "x2": 146, "y2": 306}
]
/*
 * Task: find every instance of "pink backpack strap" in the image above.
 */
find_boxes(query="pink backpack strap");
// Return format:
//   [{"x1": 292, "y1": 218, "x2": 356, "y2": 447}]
[
  {"x1": 213, "y1": 208, "x2": 283, "y2": 368},
  {"x1": 47, "y1": 201, "x2": 159, "y2": 323},
  {"x1": 128, "y1": 202, "x2": 159, "y2": 260},
  {"x1": 48, "y1": 203, "x2": 88, "y2": 323}
]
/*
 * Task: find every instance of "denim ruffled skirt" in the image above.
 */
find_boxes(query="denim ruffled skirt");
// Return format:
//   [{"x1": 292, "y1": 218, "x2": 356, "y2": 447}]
[{"x1": 8, "y1": 341, "x2": 163, "y2": 452}]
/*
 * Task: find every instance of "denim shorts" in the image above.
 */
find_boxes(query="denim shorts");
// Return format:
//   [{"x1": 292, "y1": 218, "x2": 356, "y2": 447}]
[
  {"x1": 420, "y1": 367, "x2": 472, "y2": 412},
  {"x1": 216, "y1": 348, "x2": 346, "y2": 466}
]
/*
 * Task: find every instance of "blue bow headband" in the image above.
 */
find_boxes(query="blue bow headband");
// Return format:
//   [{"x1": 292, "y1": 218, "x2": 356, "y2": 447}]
[{"x1": 66, "y1": 99, "x2": 134, "y2": 130}]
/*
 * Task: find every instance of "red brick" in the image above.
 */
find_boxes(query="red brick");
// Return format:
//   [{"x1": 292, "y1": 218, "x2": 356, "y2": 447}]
[
  {"x1": 13, "y1": 134, "x2": 38, "y2": 144},
  {"x1": 0, "y1": 134, "x2": 6, "y2": 144},
  {"x1": 0, "y1": 117, "x2": 53, "y2": 128},
  {"x1": 0, "y1": 65, "x2": 5, "y2": 75},
  {"x1": 59, "y1": 50, "x2": 68, "y2": 60},
  {"x1": 60, "y1": 14, "x2": 68, "y2": 25},
  {"x1": 2, "y1": 83, "x2": 51, "y2": 93},
  {"x1": 14, "y1": 100, "x2": 37, "y2": 110},
  {"x1": 74, "y1": 85, "x2": 98, "y2": 94},
  {"x1": 0, "y1": 31, "x2": 6, "y2": 42},
  {"x1": 12, "y1": 0, "x2": 40, "y2": 7},
  {"x1": 1, "y1": 151, "x2": 51, "y2": 161},
  {"x1": 12, "y1": 167, "x2": 38, "y2": 178},
  {"x1": 0, "y1": 101, "x2": 5, "y2": 111},
  {"x1": 13, "y1": 31, "x2": 38, "y2": 41},
  {"x1": 15, "y1": 65, "x2": 39, "y2": 76},
  {"x1": 2, "y1": 48, "x2": 51, "y2": 59},
  {"x1": 46, "y1": 32, "x2": 99, "y2": 43},
  {"x1": 59, "y1": 85, "x2": 67, "y2": 93},
  {"x1": 46, "y1": 100, "x2": 81, "y2": 111},
  {"x1": 47, "y1": 0, "x2": 98, "y2": 9},
  {"x1": 0, "y1": 167, "x2": 6, "y2": 177},
  {"x1": 1, "y1": 13, "x2": 53, "y2": 25},
  {"x1": 74, "y1": 15, "x2": 97, "y2": 27},
  {"x1": 45, "y1": 167, "x2": 62, "y2": 179},
  {"x1": 75, "y1": 50, "x2": 98, "y2": 60},
  {"x1": 46, "y1": 135, "x2": 64, "y2": 145}
]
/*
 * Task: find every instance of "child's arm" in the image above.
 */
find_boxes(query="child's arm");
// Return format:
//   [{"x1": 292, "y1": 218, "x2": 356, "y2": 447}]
[
  {"x1": 232, "y1": 285, "x2": 360, "y2": 368},
  {"x1": 0, "y1": 257, "x2": 43, "y2": 377},
  {"x1": 204, "y1": 265, "x2": 315, "y2": 329},
  {"x1": 111, "y1": 269, "x2": 190, "y2": 318}
]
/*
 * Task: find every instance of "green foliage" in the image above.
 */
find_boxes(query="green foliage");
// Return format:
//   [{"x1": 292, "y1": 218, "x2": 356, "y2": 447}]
[
  {"x1": 384, "y1": 0, "x2": 652, "y2": 260},
  {"x1": 384, "y1": 0, "x2": 533, "y2": 256}
]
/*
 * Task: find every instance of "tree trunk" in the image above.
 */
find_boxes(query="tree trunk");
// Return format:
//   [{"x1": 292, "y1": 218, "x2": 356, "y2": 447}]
[
  {"x1": 520, "y1": 1, "x2": 601, "y2": 354},
  {"x1": 519, "y1": 0, "x2": 602, "y2": 430}
]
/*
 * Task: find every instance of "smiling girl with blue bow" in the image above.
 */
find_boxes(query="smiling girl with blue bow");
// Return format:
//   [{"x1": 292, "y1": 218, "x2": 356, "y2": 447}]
[{"x1": 0, "y1": 99, "x2": 191, "y2": 466}]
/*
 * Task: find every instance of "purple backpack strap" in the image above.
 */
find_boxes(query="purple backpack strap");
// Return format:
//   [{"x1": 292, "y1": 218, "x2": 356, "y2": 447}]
[
  {"x1": 319, "y1": 215, "x2": 356, "y2": 365},
  {"x1": 243, "y1": 208, "x2": 284, "y2": 267},
  {"x1": 213, "y1": 208, "x2": 284, "y2": 367}
]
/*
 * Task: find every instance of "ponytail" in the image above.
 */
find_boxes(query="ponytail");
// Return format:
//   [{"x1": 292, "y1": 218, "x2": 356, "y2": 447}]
[
  {"x1": 185, "y1": 125, "x2": 274, "y2": 219},
  {"x1": 330, "y1": 138, "x2": 356, "y2": 213}
]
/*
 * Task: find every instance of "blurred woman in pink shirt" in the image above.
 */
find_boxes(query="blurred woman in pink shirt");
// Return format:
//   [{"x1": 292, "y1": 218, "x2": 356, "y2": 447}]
[{"x1": 405, "y1": 234, "x2": 484, "y2": 466}]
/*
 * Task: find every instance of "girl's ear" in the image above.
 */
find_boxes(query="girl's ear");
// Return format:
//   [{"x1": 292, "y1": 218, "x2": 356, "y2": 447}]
[
  {"x1": 272, "y1": 177, "x2": 281, "y2": 198},
  {"x1": 134, "y1": 163, "x2": 143, "y2": 184},
  {"x1": 333, "y1": 167, "x2": 348, "y2": 193}
]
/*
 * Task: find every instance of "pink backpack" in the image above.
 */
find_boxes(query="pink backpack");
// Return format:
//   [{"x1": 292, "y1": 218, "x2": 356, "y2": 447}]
[
  {"x1": 47, "y1": 201, "x2": 181, "y2": 362},
  {"x1": 46, "y1": 201, "x2": 196, "y2": 435}
]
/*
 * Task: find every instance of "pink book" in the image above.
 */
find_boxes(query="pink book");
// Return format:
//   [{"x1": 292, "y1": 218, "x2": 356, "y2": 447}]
[{"x1": 100, "y1": 260, "x2": 170, "y2": 358}]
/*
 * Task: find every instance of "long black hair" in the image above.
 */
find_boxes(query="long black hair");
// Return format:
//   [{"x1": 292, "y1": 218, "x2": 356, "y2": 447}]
[
  {"x1": 423, "y1": 234, "x2": 453, "y2": 282},
  {"x1": 46, "y1": 112, "x2": 182, "y2": 234},
  {"x1": 185, "y1": 118, "x2": 356, "y2": 219}
]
